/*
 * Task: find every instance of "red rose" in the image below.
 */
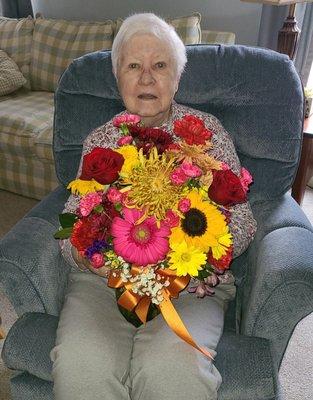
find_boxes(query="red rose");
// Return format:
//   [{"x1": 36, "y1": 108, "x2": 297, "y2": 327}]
[
  {"x1": 80, "y1": 147, "x2": 124, "y2": 184},
  {"x1": 173, "y1": 115, "x2": 213, "y2": 145},
  {"x1": 207, "y1": 246, "x2": 233, "y2": 271},
  {"x1": 208, "y1": 169, "x2": 247, "y2": 206}
]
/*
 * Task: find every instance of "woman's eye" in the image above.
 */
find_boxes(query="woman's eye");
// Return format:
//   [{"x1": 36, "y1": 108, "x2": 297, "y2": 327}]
[
  {"x1": 129, "y1": 63, "x2": 139, "y2": 69},
  {"x1": 156, "y1": 62, "x2": 166, "y2": 69}
]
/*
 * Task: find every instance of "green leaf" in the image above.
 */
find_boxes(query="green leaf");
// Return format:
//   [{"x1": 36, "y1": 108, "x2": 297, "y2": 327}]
[
  {"x1": 59, "y1": 213, "x2": 77, "y2": 228},
  {"x1": 114, "y1": 203, "x2": 122, "y2": 212},
  {"x1": 54, "y1": 227, "x2": 73, "y2": 239},
  {"x1": 94, "y1": 205, "x2": 104, "y2": 213}
]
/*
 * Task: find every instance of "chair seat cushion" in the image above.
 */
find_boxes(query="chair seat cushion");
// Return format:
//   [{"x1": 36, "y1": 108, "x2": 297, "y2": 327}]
[
  {"x1": 2, "y1": 312, "x2": 278, "y2": 399},
  {"x1": 0, "y1": 90, "x2": 54, "y2": 161}
]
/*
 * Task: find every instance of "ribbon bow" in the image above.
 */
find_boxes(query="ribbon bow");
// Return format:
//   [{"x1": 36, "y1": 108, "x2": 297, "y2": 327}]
[{"x1": 108, "y1": 266, "x2": 214, "y2": 360}]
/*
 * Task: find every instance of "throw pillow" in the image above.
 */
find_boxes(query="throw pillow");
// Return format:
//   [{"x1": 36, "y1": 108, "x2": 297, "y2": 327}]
[
  {"x1": 167, "y1": 13, "x2": 202, "y2": 45},
  {"x1": 114, "y1": 13, "x2": 202, "y2": 45},
  {"x1": 30, "y1": 17, "x2": 115, "y2": 92},
  {"x1": 0, "y1": 16, "x2": 34, "y2": 88},
  {"x1": 0, "y1": 50, "x2": 27, "y2": 96}
]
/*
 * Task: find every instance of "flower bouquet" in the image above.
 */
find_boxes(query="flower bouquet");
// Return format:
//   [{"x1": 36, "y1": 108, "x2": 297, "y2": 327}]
[{"x1": 55, "y1": 113, "x2": 252, "y2": 357}]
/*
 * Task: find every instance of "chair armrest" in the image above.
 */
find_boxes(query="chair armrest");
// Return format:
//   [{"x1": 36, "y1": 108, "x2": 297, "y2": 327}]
[
  {"x1": 0, "y1": 186, "x2": 71, "y2": 317},
  {"x1": 2, "y1": 312, "x2": 58, "y2": 382},
  {"x1": 201, "y1": 29, "x2": 235, "y2": 45},
  {"x1": 240, "y1": 194, "x2": 313, "y2": 370}
]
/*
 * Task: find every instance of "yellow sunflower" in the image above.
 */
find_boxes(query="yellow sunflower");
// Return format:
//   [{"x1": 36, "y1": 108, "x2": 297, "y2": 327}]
[{"x1": 169, "y1": 189, "x2": 232, "y2": 258}]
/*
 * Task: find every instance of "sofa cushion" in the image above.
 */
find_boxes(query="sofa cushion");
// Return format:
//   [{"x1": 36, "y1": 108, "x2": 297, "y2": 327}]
[
  {"x1": 30, "y1": 17, "x2": 115, "y2": 91},
  {"x1": 0, "y1": 90, "x2": 54, "y2": 161},
  {"x1": 0, "y1": 16, "x2": 34, "y2": 88},
  {"x1": 201, "y1": 30, "x2": 236, "y2": 45},
  {"x1": 0, "y1": 50, "x2": 27, "y2": 95},
  {"x1": 114, "y1": 12, "x2": 202, "y2": 45},
  {"x1": 167, "y1": 13, "x2": 202, "y2": 45},
  {"x1": 0, "y1": 153, "x2": 59, "y2": 199}
]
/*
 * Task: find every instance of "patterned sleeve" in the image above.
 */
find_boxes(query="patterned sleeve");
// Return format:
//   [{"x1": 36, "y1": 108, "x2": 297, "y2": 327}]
[{"x1": 204, "y1": 114, "x2": 257, "y2": 258}]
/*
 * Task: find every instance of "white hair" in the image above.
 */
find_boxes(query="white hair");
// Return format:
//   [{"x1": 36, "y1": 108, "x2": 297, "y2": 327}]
[{"x1": 111, "y1": 13, "x2": 187, "y2": 79}]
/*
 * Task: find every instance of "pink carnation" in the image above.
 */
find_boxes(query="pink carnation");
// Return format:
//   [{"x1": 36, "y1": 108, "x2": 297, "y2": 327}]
[
  {"x1": 240, "y1": 167, "x2": 253, "y2": 191},
  {"x1": 221, "y1": 162, "x2": 230, "y2": 171},
  {"x1": 117, "y1": 136, "x2": 133, "y2": 146},
  {"x1": 170, "y1": 167, "x2": 188, "y2": 185},
  {"x1": 79, "y1": 192, "x2": 102, "y2": 217},
  {"x1": 111, "y1": 208, "x2": 170, "y2": 266},
  {"x1": 178, "y1": 198, "x2": 191, "y2": 213},
  {"x1": 113, "y1": 114, "x2": 141, "y2": 128},
  {"x1": 164, "y1": 209, "x2": 180, "y2": 228},
  {"x1": 181, "y1": 161, "x2": 202, "y2": 178},
  {"x1": 90, "y1": 253, "x2": 105, "y2": 268},
  {"x1": 107, "y1": 187, "x2": 122, "y2": 204}
]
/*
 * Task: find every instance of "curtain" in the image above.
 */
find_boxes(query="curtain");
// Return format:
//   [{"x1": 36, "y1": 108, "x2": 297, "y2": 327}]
[
  {"x1": 257, "y1": 5, "x2": 289, "y2": 51},
  {"x1": 0, "y1": 0, "x2": 33, "y2": 18},
  {"x1": 258, "y1": 3, "x2": 313, "y2": 85},
  {"x1": 294, "y1": 3, "x2": 313, "y2": 84}
]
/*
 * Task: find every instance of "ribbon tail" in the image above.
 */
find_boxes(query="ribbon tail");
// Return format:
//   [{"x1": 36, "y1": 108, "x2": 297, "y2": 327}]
[
  {"x1": 159, "y1": 292, "x2": 214, "y2": 361},
  {"x1": 135, "y1": 296, "x2": 151, "y2": 324}
]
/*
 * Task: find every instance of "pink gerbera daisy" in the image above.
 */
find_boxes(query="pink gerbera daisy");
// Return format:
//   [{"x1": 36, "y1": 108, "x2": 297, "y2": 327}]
[{"x1": 111, "y1": 208, "x2": 170, "y2": 266}]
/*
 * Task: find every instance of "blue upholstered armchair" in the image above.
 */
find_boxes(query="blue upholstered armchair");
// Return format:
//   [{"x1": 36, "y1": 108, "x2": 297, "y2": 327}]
[{"x1": 1, "y1": 44, "x2": 313, "y2": 400}]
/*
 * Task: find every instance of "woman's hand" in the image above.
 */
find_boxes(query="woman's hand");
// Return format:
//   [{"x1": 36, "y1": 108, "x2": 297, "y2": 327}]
[{"x1": 71, "y1": 246, "x2": 110, "y2": 277}]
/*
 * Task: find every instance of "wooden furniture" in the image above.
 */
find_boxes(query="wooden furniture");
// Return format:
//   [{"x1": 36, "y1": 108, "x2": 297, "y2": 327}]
[
  {"x1": 240, "y1": 0, "x2": 313, "y2": 60},
  {"x1": 292, "y1": 114, "x2": 313, "y2": 204}
]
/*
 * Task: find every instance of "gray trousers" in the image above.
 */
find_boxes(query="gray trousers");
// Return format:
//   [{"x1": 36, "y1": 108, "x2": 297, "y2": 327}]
[{"x1": 51, "y1": 271, "x2": 236, "y2": 400}]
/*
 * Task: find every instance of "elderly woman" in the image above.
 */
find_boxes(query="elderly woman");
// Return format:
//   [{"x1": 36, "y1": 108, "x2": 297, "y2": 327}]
[{"x1": 51, "y1": 13, "x2": 257, "y2": 400}]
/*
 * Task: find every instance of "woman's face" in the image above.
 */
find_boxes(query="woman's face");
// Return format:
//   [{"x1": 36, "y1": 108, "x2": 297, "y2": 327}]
[{"x1": 116, "y1": 34, "x2": 179, "y2": 127}]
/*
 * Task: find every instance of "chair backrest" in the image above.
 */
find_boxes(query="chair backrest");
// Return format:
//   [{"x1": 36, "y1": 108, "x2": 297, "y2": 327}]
[{"x1": 54, "y1": 44, "x2": 304, "y2": 204}]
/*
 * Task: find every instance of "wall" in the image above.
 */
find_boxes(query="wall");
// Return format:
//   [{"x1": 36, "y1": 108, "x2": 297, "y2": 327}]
[{"x1": 30, "y1": 0, "x2": 263, "y2": 46}]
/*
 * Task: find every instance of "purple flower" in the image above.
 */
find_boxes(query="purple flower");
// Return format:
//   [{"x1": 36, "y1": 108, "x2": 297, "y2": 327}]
[{"x1": 85, "y1": 240, "x2": 110, "y2": 260}]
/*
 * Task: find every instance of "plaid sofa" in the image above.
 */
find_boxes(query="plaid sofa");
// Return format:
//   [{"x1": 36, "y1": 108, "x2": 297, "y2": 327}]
[{"x1": 0, "y1": 14, "x2": 235, "y2": 200}]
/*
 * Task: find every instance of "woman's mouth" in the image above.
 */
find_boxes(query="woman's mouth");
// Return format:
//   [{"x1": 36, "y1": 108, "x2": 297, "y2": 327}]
[{"x1": 138, "y1": 93, "x2": 157, "y2": 100}]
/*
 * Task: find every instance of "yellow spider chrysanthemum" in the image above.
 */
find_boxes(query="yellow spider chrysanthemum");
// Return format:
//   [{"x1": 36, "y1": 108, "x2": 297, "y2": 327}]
[
  {"x1": 169, "y1": 189, "x2": 232, "y2": 258},
  {"x1": 119, "y1": 147, "x2": 184, "y2": 222},
  {"x1": 115, "y1": 145, "x2": 140, "y2": 176},
  {"x1": 67, "y1": 179, "x2": 104, "y2": 196},
  {"x1": 168, "y1": 240, "x2": 207, "y2": 277}
]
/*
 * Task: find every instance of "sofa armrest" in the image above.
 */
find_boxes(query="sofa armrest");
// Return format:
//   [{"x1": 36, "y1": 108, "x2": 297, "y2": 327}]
[
  {"x1": 0, "y1": 186, "x2": 71, "y2": 317},
  {"x1": 201, "y1": 29, "x2": 235, "y2": 45},
  {"x1": 240, "y1": 195, "x2": 313, "y2": 370}
]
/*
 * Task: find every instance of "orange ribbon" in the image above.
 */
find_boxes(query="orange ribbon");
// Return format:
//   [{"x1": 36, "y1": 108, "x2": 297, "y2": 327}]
[{"x1": 108, "y1": 266, "x2": 214, "y2": 360}]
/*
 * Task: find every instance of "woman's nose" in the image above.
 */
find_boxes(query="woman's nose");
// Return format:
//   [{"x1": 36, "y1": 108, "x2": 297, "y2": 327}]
[{"x1": 139, "y1": 69, "x2": 155, "y2": 85}]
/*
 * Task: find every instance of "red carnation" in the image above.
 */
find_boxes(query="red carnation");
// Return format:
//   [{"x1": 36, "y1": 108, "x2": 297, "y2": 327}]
[
  {"x1": 80, "y1": 147, "x2": 124, "y2": 185},
  {"x1": 208, "y1": 169, "x2": 247, "y2": 206},
  {"x1": 174, "y1": 115, "x2": 213, "y2": 145},
  {"x1": 207, "y1": 246, "x2": 233, "y2": 271},
  {"x1": 71, "y1": 203, "x2": 118, "y2": 252},
  {"x1": 129, "y1": 126, "x2": 173, "y2": 155}
]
